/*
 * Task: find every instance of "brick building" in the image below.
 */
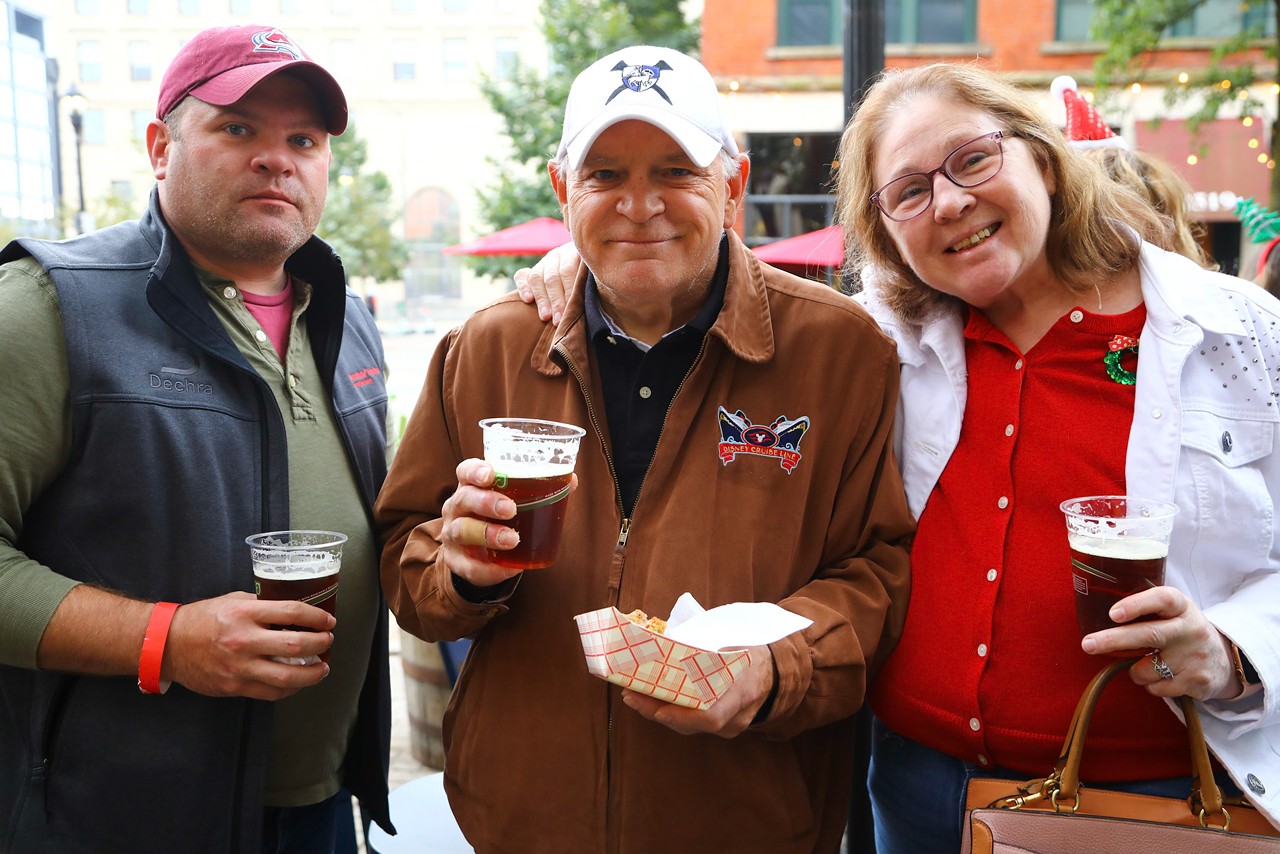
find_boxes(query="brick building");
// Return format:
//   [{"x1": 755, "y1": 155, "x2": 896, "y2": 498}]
[{"x1": 702, "y1": 0, "x2": 1278, "y2": 273}]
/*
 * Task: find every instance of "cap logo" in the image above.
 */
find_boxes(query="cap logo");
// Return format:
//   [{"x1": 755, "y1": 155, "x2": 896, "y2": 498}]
[
  {"x1": 607, "y1": 59, "x2": 673, "y2": 105},
  {"x1": 251, "y1": 29, "x2": 303, "y2": 61}
]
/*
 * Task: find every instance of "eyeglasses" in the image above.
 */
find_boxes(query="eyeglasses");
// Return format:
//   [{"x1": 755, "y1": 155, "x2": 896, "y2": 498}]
[{"x1": 870, "y1": 131, "x2": 1011, "y2": 222}]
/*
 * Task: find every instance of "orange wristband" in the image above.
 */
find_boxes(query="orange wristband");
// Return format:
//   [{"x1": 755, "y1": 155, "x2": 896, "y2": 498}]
[{"x1": 138, "y1": 602, "x2": 179, "y2": 695}]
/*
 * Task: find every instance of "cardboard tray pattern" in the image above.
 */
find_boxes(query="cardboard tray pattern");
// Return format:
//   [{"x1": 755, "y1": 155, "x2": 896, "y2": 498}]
[{"x1": 573, "y1": 606, "x2": 750, "y2": 709}]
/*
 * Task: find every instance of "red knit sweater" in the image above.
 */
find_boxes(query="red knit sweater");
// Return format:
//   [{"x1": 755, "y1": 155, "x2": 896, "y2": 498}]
[{"x1": 871, "y1": 302, "x2": 1189, "y2": 780}]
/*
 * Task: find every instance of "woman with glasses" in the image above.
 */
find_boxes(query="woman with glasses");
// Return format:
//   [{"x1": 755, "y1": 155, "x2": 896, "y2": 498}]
[
  {"x1": 838, "y1": 62, "x2": 1279, "y2": 850},
  {"x1": 512, "y1": 60, "x2": 1280, "y2": 849}
]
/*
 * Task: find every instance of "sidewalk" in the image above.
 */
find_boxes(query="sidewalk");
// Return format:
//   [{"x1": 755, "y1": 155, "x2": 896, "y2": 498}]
[{"x1": 353, "y1": 620, "x2": 437, "y2": 853}]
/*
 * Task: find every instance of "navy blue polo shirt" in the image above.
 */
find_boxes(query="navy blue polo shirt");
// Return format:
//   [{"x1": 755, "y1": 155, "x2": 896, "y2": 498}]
[{"x1": 583, "y1": 234, "x2": 729, "y2": 517}]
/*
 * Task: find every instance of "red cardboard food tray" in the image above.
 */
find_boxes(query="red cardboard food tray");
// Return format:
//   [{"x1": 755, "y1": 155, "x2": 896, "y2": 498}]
[{"x1": 573, "y1": 605, "x2": 750, "y2": 709}]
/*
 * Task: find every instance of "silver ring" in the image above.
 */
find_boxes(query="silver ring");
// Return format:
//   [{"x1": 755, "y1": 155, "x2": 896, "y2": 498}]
[{"x1": 1151, "y1": 653, "x2": 1175, "y2": 681}]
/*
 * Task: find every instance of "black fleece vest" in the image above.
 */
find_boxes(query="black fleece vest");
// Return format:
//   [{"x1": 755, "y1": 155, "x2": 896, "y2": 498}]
[{"x1": 0, "y1": 198, "x2": 392, "y2": 853}]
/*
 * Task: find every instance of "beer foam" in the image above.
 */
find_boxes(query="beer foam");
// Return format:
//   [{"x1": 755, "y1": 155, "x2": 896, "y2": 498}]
[
  {"x1": 492, "y1": 460, "x2": 575, "y2": 478},
  {"x1": 1068, "y1": 534, "x2": 1168, "y2": 561},
  {"x1": 252, "y1": 556, "x2": 340, "y2": 580}
]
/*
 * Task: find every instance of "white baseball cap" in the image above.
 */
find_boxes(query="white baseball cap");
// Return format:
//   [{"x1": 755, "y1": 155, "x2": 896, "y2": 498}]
[{"x1": 556, "y1": 45, "x2": 739, "y2": 170}]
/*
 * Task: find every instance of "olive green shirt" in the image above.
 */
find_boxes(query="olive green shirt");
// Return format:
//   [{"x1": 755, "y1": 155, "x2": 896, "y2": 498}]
[{"x1": 0, "y1": 257, "x2": 382, "y2": 807}]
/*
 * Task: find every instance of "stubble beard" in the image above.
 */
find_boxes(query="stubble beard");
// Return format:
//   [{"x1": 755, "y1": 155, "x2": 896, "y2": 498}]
[{"x1": 192, "y1": 202, "x2": 314, "y2": 268}]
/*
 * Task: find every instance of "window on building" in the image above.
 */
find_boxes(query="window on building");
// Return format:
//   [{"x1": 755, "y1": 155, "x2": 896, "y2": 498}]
[
  {"x1": 393, "y1": 39, "x2": 416, "y2": 81},
  {"x1": 280, "y1": 0, "x2": 305, "y2": 13},
  {"x1": 328, "y1": 39, "x2": 357, "y2": 86},
  {"x1": 19, "y1": 160, "x2": 52, "y2": 223},
  {"x1": 1168, "y1": 0, "x2": 1271, "y2": 36},
  {"x1": 129, "y1": 41, "x2": 152, "y2": 82},
  {"x1": 77, "y1": 41, "x2": 103, "y2": 82},
  {"x1": 443, "y1": 38, "x2": 468, "y2": 82},
  {"x1": 229, "y1": 0, "x2": 252, "y2": 13},
  {"x1": 885, "y1": 0, "x2": 975, "y2": 44},
  {"x1": 127, "y1": 0, "x2": 149, "y2": 13},
  {"x1": 742, "y1": 131, "x2": 839, "y2": 244},
  {"x1": 779, "y1": 0, "x2": 975, "y2": 46},
  {"x1": 0, "y1": 157, "x2": 18, "y2": 220},
  {"x1": 13, "y1": 11, "x2": 43, "y2": 50},
  {"x1": 83, "y1": 109, "x2": 106, "y2": 145},
  {"x1": 180, "y1": 0, "x2": 201, "y2": 14},
  {"x1": 392, "y1": 0, "x2": 415, "y2": 10},
  {"x1": 777, "y1": 0, "x2": 839, "y2": 46},
  {"x1": 12, "y1": 49, "x2": 44, "y2": 92},
  {"x1": 132, "y1": 109, "x2": 152, "y2": 143},
  {"x1": 75, "y1": 0, "x2": 100, "y2": 13},
  {"x1": 444, "y1": 0, "x2": 466, "y2": 11},
  {"x1": 1056, "y1": 0, "x2": 1092, "y2": 40},
  {"x1": 494, "y1": 37, "x2": 518, "y2": 81},
  {"x1": 1056, "y1": 0, "x2": 1274, "y2": 40}
]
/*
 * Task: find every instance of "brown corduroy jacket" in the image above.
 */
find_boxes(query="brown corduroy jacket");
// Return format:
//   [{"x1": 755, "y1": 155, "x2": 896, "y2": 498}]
[{"x1": 376, "y1": 231, "x2": 914, "y2": 854}]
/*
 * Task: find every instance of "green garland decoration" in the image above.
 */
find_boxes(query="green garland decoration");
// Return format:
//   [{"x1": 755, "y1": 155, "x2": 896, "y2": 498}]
[{"x1": 1236, "y1": 197, "x2": 1280, "y2": 244}]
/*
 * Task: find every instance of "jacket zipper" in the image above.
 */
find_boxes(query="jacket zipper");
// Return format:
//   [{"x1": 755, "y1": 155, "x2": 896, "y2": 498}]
[
  {"x1": 556, "y1": 331, "x2": 708, "y2": 853},
  {"x1": 555, "y1": 341, "x2": 629, "y2": 850}
]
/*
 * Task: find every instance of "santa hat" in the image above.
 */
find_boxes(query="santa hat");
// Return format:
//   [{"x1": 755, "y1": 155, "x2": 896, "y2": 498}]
[{"x1": 1051, "y1": 76, "x2": 1128, "y2": 150}]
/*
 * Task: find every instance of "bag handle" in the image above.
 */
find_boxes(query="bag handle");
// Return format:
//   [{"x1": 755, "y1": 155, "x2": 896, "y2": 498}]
[{"x1": 1050, "y1": 657, "x2": 1226, "y2": 824}]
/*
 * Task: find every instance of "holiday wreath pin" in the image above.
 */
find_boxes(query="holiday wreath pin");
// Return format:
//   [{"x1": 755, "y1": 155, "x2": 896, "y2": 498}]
[{"x1": 1105, "y1": 335, "x2": 1139, "y2": 385}]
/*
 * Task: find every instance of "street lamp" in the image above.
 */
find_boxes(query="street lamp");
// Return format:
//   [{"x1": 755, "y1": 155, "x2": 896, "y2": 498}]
[{"x1": 63, "y1": 84, "x2": 87, "y2": 234}]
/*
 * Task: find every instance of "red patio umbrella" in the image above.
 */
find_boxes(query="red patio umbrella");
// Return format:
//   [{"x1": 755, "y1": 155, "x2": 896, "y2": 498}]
[
  {"x1": 752, "y1": 225, "x2": 844, "y2": 267},
  {"x1": 442, "y1": 216, "x2": 571, "y2": 256}
]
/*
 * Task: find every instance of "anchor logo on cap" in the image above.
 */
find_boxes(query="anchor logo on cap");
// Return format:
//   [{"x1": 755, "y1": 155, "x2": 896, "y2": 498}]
[{"x1": 606, "y1": 60, "x2": 674, "y2": 105}]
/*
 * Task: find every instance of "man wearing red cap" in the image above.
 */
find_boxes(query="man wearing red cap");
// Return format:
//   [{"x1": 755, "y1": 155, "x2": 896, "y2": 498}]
[{"x1": 0, "y1": 25, "x2": 392, "y2": 853}]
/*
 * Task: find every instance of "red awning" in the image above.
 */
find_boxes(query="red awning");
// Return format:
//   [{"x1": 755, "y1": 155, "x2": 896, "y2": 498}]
[
  {"x1": 752, "y1": 225, "x2": 843, "y2": 267},
  {"x1": 443, "y1": 217, "x2": 571, "y2": 256}
]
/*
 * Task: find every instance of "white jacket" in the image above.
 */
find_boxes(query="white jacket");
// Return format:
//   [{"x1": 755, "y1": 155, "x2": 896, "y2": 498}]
[{"x1": 859, "y1": 241, "x2": 1280, "y2": 827}]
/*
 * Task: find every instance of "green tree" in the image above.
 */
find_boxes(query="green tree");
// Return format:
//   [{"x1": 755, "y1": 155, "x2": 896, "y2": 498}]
[
  {"x1": 316, "y1": 124, "x2": 409, "y2": 284},
  {"x1": 1089, "y1": 0, "x2": 1280, "y2": 202},
  {"x1": 468, "y1": 0, "x2": 699, "y2": 279}
]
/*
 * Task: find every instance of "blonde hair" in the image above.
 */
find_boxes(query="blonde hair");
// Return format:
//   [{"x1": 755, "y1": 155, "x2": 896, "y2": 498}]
[
  {"x1": 1084, "y1": 147, "x2": 1217, "y2": 270},
  {"x1": 835, "y1": 63, "x2": 1170, "y2": 320}
]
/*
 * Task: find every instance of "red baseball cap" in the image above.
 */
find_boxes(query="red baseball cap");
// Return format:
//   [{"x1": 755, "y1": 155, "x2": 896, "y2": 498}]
[{"x1": 156, "y1": 25, "x2": 347, "y2": 134}]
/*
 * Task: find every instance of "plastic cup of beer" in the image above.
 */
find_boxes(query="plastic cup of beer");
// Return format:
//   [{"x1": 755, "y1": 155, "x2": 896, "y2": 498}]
[
  {"x1": 1060, "y1": 496, "x2": 1179, "y2": 638},
  {"x1": 479, "y1": 417, "x2": 586, "y2": 570},
  {"x1": 245, "y1": 530, "x2": 346, "y2": 664}
]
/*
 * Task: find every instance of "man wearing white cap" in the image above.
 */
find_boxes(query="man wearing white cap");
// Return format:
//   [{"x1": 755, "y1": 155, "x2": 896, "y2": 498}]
[
  {"x1": 378, "y1": 45, "x2": 913, "y2": 853},
  {"x1": 0, "y1": 25, "x2": 392, "y2": 853}
]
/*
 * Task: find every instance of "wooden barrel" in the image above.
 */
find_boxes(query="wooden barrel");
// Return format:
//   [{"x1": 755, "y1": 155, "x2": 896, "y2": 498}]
[{"x1": 399, "y1": 629, "x2": 452, "y2": 770}]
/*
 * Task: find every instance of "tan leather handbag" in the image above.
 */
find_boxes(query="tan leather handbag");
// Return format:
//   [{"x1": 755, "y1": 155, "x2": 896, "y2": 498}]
[{"x1": 961, "y1": 657, "x2": 1280, "y2": 854}]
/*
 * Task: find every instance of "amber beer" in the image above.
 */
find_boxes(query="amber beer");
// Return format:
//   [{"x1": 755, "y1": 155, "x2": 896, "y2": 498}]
[
  {"x1": 488, "y1": 464, "x2": 575, "y2": 570},
  {"x1": 1069, "y1": 534, "x2": 1167, "y2": 636},
  {"x1": 480, "y1": 417, "x2": 585, "y2": 570},
  {"x1": 246, "y1": 530, "x2": 346, "y2": 665}
]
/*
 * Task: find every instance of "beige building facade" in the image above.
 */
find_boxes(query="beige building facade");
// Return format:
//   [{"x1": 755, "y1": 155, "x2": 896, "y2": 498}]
[{"x1": 45, "y1": 0, "x2": 550, "y2": 307}]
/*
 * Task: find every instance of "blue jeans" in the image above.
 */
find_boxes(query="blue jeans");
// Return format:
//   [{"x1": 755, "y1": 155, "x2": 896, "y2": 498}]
[
  {"x1": 868, "y1": 716, "x2": 1242, "y2": 854},
  {"x1": 261, "y1": 790, "x2": 346, "y2": 854}
]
